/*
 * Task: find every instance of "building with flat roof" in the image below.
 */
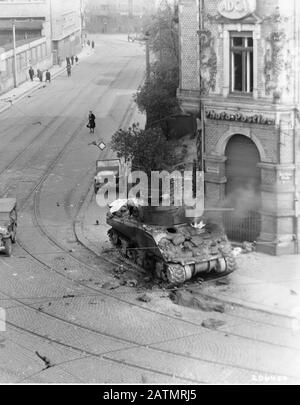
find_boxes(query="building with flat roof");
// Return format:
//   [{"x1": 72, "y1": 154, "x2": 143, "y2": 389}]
[
  {"x1": 50, "y1": 0, "x2": 82, "y2": 63},
  {"x1": 178, "y1": 0, "x2": 300, "y2": 255},
  {"x1": 0, "y1": 0, "x2": 83, "y2": 92},
  {"x1": 0, "y1": 0, "x2": 52, "y2": 93},
  {"x1": 86, "y1": 0, "x2": 156, "y2": 33}
]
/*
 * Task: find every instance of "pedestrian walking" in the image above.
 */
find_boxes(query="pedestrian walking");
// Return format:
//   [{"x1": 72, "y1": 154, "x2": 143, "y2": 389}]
[
  {"x1": 37, "y1": 69, "x2": 43, "y2": 82},
  {"x1": 75, "y1": 56, "x2": 79, "y2": 63},
  {"x1": 71, "y1": 55, "x2": 74, "y2": 65},
  {"x1": 45, "y1": 70, "x2": 51, "y2": 83},
  {"x1": 67, "y1": 64, "x2": 72, "y2": 77},
  {"x1": 87, "y1": 111, "x2": 96, "y2": 134},
  {"x1": 92, "y1": 40, "x2": 95, "y2": 49},
  {"x1": 87, "y1": 40, "x2": 90, "y2": 46},
  {"x1": 29, "y1": 66, "x2": 34, "y2": 81},
  {"x1": 66, "y1": 57, "x2": 70, "y2": 66}
]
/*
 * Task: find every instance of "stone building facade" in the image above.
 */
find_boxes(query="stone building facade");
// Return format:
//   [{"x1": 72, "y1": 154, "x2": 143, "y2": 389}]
[
  {"x1": 178, "y1": 0, "x2": 300, "y2": 255},
  {"x1": 50, "y1": 0, "x2": 82, "y2": 63}
]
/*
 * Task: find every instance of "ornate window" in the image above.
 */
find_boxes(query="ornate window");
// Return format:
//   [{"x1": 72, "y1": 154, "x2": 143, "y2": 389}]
[{"x1": 230, "y1": 32, "x2": 253, "y2": 94}]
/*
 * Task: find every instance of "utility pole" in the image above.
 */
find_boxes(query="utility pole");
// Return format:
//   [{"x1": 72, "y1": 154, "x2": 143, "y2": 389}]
[
  {"x1": 80, "y1": 0, "x2": 84, "y2": 45},
  {"x1": 49, "y1": 0, "x2": 55, "y2": 63},
  {"x1": 145, "y1": 31, "x2": 150, "y2": 81},
  {"x1": 12, "y1": 20, "x2": 17, "y2": 88},
  {"x1": 198, "y1": 0, "x2": 204, "y2": 172}
]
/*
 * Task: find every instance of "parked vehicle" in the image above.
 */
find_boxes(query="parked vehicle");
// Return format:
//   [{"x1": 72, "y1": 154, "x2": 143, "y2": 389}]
[
  {"x1": 0, "y1": 198, "x2": 17, "y2": 257},
  {"x1": 128, "y1": 32, "x2": 145, "y2": 43}
]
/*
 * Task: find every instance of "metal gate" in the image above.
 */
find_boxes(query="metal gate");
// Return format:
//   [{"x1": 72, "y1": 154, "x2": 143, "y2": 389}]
[
  {"x1": 224, "y1": 134, "x2": 261, "y2": 243},
  {"x1": 223, "y1": 210, "x2": 261, "y2": 243}
]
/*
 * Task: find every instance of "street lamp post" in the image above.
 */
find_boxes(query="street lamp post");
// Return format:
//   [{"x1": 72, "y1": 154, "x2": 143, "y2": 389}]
[{"x1": 12, "y1": 21, "x2": 18, "y2": 88}]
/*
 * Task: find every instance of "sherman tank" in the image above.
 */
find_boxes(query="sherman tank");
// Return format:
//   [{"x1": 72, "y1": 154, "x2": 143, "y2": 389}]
[{"x1": 106, "y1": 199, "x2": 236, "y2": 285}]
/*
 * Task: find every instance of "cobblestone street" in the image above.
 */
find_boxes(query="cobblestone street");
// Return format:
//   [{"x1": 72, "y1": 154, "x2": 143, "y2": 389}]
[{"x1": 0, "y1": 34, "x2": 299, "y2": 384}]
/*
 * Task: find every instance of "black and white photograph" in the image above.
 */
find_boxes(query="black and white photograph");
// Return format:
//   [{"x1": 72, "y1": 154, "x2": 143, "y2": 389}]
[{"x1": 0, "y1": 0, "x2": 299, "y2": 389}]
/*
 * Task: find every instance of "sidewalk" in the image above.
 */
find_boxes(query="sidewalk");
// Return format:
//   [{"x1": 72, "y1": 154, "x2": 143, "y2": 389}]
[
  {"x1": 199, "y1": 252, "x2": 300, "y2": 318},
  {"x1": 0, "y1": 46, "x2": 94, "y2": 114}
]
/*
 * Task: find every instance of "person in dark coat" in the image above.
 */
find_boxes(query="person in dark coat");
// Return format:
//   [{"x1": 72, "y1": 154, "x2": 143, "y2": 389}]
[
  {"x1": 75, "y1": 56, "x2": 79, "y2": 63},
  {"x1": 67, "y1": 64, "x2": 71, "y2": 77},
  {"x1": 66, "y1": 57, "x2": 70, "y2": 66},
  {"x1": 87, "y1": 40, "x2": 90, "y2": 46},
  {"x1": 88, "y1": 111, "x2": 96, "y2": 133},
  {"x1": 45, "y1": 70, "x2": 51, "y2": 83},
  {"x1": 91, "y1": 40, "x2": 95, "y2": 49},
  {"x1": 71, "y1": 55, "x2": 74, "y2": 65},
  {"x1": 29, "y1": 67, "x2": 34, "y2": 81}
]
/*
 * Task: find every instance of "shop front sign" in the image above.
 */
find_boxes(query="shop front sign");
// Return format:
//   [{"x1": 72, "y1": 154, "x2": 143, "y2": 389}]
[{"x1": 205, "y1": 110, "x2": 275, "y2": 126}]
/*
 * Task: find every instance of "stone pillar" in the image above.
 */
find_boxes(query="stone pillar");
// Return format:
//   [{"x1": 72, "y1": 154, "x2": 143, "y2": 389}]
[
  {"x1": 257, "y1": 163, "x2": 298, "y2": 255},
  {"x1": 178, "y1": 0, "x2": 201, "y2": 113}
]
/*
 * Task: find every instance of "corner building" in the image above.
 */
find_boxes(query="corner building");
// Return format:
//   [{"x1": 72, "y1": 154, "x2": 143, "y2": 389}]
[{"x1": 178, "y1": 0, "x2": 300, "y2": 255}]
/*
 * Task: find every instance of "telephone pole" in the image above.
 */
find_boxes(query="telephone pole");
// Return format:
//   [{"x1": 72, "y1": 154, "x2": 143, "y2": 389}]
[{"x1": 12, "y1": 21, "x2": 17, "y2": 88}]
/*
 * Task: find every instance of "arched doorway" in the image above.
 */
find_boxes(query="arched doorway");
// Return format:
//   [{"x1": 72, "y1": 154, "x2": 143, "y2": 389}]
[{"x1": 223, "y1": 134, "x2": 261, "y2": 242}]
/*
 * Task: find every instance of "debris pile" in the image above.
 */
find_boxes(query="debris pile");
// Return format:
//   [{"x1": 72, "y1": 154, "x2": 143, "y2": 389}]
[
  {"x1": 170, "y1": 290, "x2": 226, "y2": 313},
  {"x1": 156, "y1": 223, "x2": 232, "y2": 263}
]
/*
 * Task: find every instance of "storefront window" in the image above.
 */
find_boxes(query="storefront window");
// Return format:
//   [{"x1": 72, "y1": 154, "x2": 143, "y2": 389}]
[{"x1": 230, "y1": 33, "x2": 253, "y2": 94}]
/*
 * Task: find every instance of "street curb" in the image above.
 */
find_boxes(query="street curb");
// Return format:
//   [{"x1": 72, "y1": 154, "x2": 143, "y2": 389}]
[
  {"x1": 74, "y1": 181, "x2": 99, "y2": 257},
  {"x1": 0, "y1": 49, "x2": 94, "y2": 115},
  {"x1": 0, "y1": 67, "x2": 64, "y2": 115}
]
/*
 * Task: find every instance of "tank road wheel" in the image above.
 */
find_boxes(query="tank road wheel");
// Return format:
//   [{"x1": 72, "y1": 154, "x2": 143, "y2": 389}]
[
  {"x1": 216, "y1": 254, "x2": 237, "y2": 274},
  {"x1": 136, "y1": 252, "x2": 145, "y2": 267},
  {"x1": 127, "y1": 248, "x2": 138, "y2": 264},
  {"x1": 143, "y1": 254, "x2": 155, "y2": 272},
  {"x1": 166, "y1": 264, "x2": 186, "y2": 285},
  {"x1": 155, "y1": 262, "x2": 168, "y2": 281},
  {"x1": 224, "y1": 253, "x2": 237, "y2": 273},
  {"x1": 11, "y1": 225, "x2": 17, "y2": 244},
  {"x1": 120, "y1": 238, "x2": 129, "y2": 257},
  {"x1": 108, "y1": 229, "x2": 119, "y2": 247},
  {"x1": 4, "y1": 239, "x2": 12, "y2": 257},
  {"x1": 215, "y1": 258, "x2": 227, "y2": 274}
]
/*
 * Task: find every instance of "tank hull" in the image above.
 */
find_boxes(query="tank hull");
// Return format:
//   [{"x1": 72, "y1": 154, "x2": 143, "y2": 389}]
[{"x1": 107, "y1": 203, "x2": 236, "y2": 284}]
